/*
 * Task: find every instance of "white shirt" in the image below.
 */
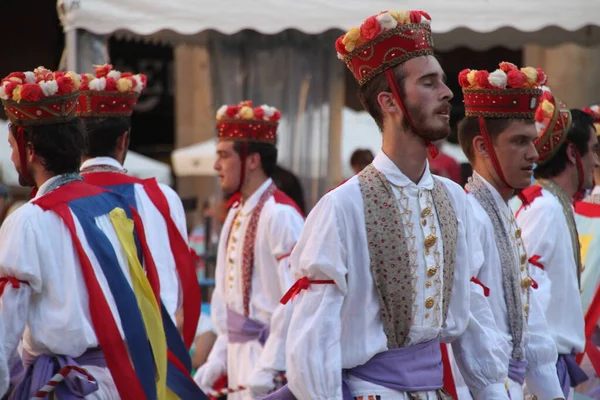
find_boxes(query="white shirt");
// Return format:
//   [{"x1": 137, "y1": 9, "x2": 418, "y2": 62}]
[
  {"x1": 285, "y1": 151, "x2": 508, "y2": 400},
  {"x1": 457, "y1": 173, "x2": 562, "y2": 399},
  {"x1": 81, "y1": 157, "x2": 187, "y2": 321},
  {"x1": 515, "y1": 186, "x2": 585, "y2": 355},
  {"x1": 0, "y1": 175, "x2": 138, "y2": 360},
  {"x1": 207, "y1": 178, "x2": 304, "y2": 384}
]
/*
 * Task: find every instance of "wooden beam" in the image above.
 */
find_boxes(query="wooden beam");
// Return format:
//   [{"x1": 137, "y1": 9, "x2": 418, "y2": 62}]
[{"x1": 326, "y1": 61, "x2": 346, "y2": 194}]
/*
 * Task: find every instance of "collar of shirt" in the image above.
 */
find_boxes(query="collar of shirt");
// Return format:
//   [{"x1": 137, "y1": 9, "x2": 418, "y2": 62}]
[
  {"x1": 592, "y1": 185, "x2": 600, "y2": 197},
  {"x1": 372, "y1": 149, "x2": 434, "y2": 190},
  {"x1": 80, "y1": 157, "x2": 124, "y2": 171},
  {"x1": 474, "y1": 171, "x2": 515, "y2": 228},
  {"x1": 234, "y1": 178, "x2": 274, "y2": 216}
]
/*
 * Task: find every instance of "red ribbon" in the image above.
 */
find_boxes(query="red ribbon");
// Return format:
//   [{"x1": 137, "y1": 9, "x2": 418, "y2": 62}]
[
  {"x1": 530, "y1": 277, "x2": 538, "y2": 289},
  {"x1": 470, "y1": 276, "x2": 490, "y2": 297},
  {"x1": 280, "y1": 277, "x2": 335, "y2": 305},
  {"x1": 0, "y1": 276, "x2": 29, "y2": 297},
  {"x1": 528, "y1": 255, "x2": 544, "y2": 270},
  {"x1": 440, "y1": 343, "x2": 458, "y2": 400}
]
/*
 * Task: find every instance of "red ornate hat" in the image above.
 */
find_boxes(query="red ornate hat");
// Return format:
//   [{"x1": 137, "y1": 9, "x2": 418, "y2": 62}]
[
  {"x1": 534, "y1": 86, "x2": 572, "y2": 165},
  {"x1": 581, "y1": 104, "x2": 600, "y2": 133},
  {"x1": 336, "y1": 10, "x2": 433, "y2": 86},
  {"x1": 0, "y1": 67, "x2": 80, "y2": 126},
  {"x1": 216, "y1": 101, "x2": 280, "y2": 145},
  {"x1": 460, "y1": 62, "x2": 547, "y2": 119},
  {"x1": 77, "y1": 64, "x2": 147, "y2": 118}
]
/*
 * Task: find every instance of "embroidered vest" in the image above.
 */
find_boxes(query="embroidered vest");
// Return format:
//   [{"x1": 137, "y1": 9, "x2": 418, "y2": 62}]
[{"x1": 358, "y1": 164, "x2": 458, "y2": 348}]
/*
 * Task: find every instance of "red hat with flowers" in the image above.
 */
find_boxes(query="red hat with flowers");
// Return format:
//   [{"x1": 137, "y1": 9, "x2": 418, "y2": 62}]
[
  {"x1": 77, "y1": 64, "x2": 147, "y2": 118},
  {"x1": 581, "y1": 104, "x2": 600, "y2": 133},
  {"x1": 216, "y1": 100, "x2": 280, "y2": 145},
  {"x1": 534, "y1": 86, "x2": 572, "y2": 165},
  {"x1": 460, "y1": 62, "x2": 547, "y2": 119},
  {"x1": 0, "y1": 66, "x2": 79, "y2": 126},
  {"x1": 336, "y1": 10, "x2": 433, "y2": 86}
]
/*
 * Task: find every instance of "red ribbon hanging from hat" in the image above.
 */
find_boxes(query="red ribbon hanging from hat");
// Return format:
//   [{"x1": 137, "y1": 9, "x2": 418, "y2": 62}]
[
  {"x1": 385, "y1": 69, "x2": 439, "y2": 159},
  {"x1": 477, "y1": 117, "x2": 528, "y2": 206}
]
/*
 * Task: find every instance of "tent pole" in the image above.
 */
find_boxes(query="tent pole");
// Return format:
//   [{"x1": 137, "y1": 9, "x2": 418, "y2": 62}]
[{"x1": 66, "y1": 28, "x2": 78, "y2": 72}]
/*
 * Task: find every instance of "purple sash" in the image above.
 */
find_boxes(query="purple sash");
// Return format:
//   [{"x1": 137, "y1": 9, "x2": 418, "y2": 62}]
[
  {"x1": 227, "y1": 307, "x2": 270, "y2": 345},
  {"x1": 261, "y1": 338, "x2": 443, "y2": 400},
  {"x1": 557, "y1": 353, "x2": 589, "y2": 398},
  {"x1": 9, "y1": 348, "x2": 105, "y2": 400},
  {"x1": 508, "y1": 358, "x2": 528, "y2": 385}
]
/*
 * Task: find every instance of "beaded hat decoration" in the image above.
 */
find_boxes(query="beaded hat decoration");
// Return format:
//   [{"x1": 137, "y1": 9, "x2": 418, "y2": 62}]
[
  {"x1": 0, "y1": 67, "x2": 79, "y2": 126},
  {"x1": 534, "y1": 86, "x2": 572, "y2": 165},
  {"x1": 216, "y1": 101, "x2": 280, "y2": 145},
  {"x1": 336, "y1": 10, "x2": 433, "y2": 86},
  {"x1": 77, "y1": 64, "x2": 146, "y2": 118},
  {"x1": 460, "y1": 62, "x2": 547, "y2": 119},
  {"x1": 581, "y1": 104, "x2": 600, "y2": 134}
]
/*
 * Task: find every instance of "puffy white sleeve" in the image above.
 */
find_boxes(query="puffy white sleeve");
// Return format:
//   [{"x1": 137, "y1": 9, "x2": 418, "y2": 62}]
[
  {"x1": 0, "y1": 208, "x2": 42, "y2": 382},
  {"x1": 285, "y1": 195, "x2": 347, "y2": 400},
  {"x1": 515, "y1": 200, "x2": 558, "y2": 314},
  {"x1": 255, "y1": 205, "x2": 304, "y2": 372},
  {"x1": 159, "y1": 183, "x2": 188, "y2": 239},
  {"x1": 523, "y1": 291, "x2": 563, "y2": 399},
  {"x1": 445, "y1": 199, "x2": 509, "y2": 399}
]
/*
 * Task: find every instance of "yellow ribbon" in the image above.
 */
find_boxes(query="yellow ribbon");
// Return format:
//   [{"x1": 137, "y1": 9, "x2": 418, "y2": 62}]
[{"x1": 109, "y1": 207, "x2": 176, "y2": 399}]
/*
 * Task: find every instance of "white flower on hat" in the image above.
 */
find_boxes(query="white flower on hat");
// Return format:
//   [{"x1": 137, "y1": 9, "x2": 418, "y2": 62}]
[
  {"x1": 488, "y1": 69, "x2": 507, "y2": 89},
  {"x1": 376, "y1": 12, "x2": 398, "y2": 30},
  {"x1": 39, "y1": 80, "x2": 58, "y2": 97},
  {"x1": 262, "y1": 105, "x2": 275, "y2": 119},
  {"x1": 24, "y1": 71, "x2": 36, "y2": 84},
  {"x1": 0, "y1": 84, "x2": 7, "y2": 101},
  {"x1": 89, "y1": 77, "x2": 107, "y2": 91},
  {"x1": 133, "y1": 75, "x2": 144, "y2": 93},
  {"x1": 216, "y1": 105, "x2": 228, "y2": 118},
  {"x1": 337, "y1": 52, "x2": 344, "y2": 60},
  {"x1": 107, "y1": 70, "x2": 121, "y2": 80}
]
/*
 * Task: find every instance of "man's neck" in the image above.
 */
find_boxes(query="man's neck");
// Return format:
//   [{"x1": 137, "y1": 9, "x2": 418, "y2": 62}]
[
  {"x1": 241, "y1": 174, "x2": 269, "y2": 201},
  {"x1": 381, "y1": 127, "x2": 428, "y2": 184},
  {"x1": 474, "y1": 166, "x2": 515, "y2": 203},
  {"x1": 34, "y1": 171, "x2": 58, "y2": 190},
  {"x1": 82, "y1": 155, "x2": 122, "y2": 165},
  {"x1": 546, "y1": 171, "x2": 578, "y2": 200}
]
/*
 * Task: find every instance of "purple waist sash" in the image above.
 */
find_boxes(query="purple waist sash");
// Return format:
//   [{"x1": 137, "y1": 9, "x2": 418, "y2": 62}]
[
  {"x1": 508, "y1": 358, "x2": 528, "y2": 385},
  {"x1": 557, "y1": 353, "x2": 589, "y2": 398},
  {"x1": 9, "y1": 348, "x2": 105, "y2": 400},
  {"x1": 227, "y1": 307, "x2": 270, "y2": 345},
  {"x1": 260, "y1": 338, "x2": 443, "y2": 400}
]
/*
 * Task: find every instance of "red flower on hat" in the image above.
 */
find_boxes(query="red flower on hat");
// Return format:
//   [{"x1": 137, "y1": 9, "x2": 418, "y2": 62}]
[
  {"x1": 254, "y1": 107, "x2": 265, "y2": 120},
  {"x1": 458, "y1": 69, "x2": 471, "y2": 88},
  {"x1": 36, "y1": 70, "x2": 53, "y2": 82},
  {"x1": 20, "y1": 84, "x2": 44, "y2": 102},
  {"x1": 56, "y1": 76, "x2": 75, "y2": 95},
  {"x1": 360, "y1": 16, "x2": 381, "y2": 41},
  {"x1": 335, "y1": 35, "x2": 348, "y2": 55},
  {"x1": 409, "y1": 10, "x2": 430, "y2": 23},
  {"x1": 240, "y1": 100, "x2": 253, "y2": 108},
  {"x1": 534, "y1": 106, "x2": 546, "y2": 123},
  {"x1": 536, "y1": 68, "x2": 547, "y2": 86},
  {"x1": 95, "y1": 64, "x2": 113, "y2": 79},
  {"x1": 3, "y1": 81, "x2": 18, "y2": 98},
  {"x1": 140, "y1": 74, "x2": 148, "y2": 88},
  {"x1": 79, "y1": 75, "x2": 89, "y2": 90},
  {"x1": 225, "y1": 105, "x2": 239, "y2": 118},
  {"x1": 499, "y1": 62, "x2": 518, "y2": 73},
  {"x1": 121, "y1": 72, "x2": 133, "y2": 78},
  {"x1": 506, "y1": 70, "x2": 526, "y2": 89},
  {"x1": 105, "y1": 77, "x2": 117, "y2": 91},
  {"x1": 269, "y1": 110, "x2": 281, "y2": 122},
  {"x1": 474, "y1": 70, "x2": 491, "y2": 89},
  {"x1": 5, "y1": 72, "x2": 26, "y2": 83}
]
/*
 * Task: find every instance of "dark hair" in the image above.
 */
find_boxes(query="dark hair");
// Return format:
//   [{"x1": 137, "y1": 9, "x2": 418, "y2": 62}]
[
  {"x1": 350, "y1": 149, "x2": 374, "y2": 170},
  {"x1": 82, "y1": 116, "x2": 131, "y2": 158},
  {"x1": 233, "y1": 141, "x2": 278, "y2": 177},
  {"x1": 271, "y1": 165, "x2": 306, "y2": 215},
  {"x1": 534, "y1": 109, "x2": 594, "y2": 179},
  {"x1": 358, "y1": 65, "x2": 405, "y2": 131},
  {"x1": 457, "y1": 117, "x2": 529, "y2": 163},
  {"x1": 10, "y1": 118, "x2": 87, "y2": 175}
]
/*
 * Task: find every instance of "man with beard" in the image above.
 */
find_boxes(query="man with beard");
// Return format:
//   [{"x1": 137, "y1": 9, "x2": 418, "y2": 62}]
[
  {"x1": 264, "y1": 9, "x2": 509, "y2": 400},
  {"x1": 514, "y1": 89, "x2": 599, "y2": 398},
  {"x1": 193, "y1": 101, "x2": 304, "y2": 399},
  {"x1": 0, "y1": 67, "x2": 206, "y2": 399},
  {"x1": 77, "y1": 64, "x2": 201, "y2": 347},
  {"x1": 452, "y1": 63, "x2": 563, "y2": 399}
]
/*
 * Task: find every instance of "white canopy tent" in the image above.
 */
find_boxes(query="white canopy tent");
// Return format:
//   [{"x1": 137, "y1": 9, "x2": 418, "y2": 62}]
[
  {"x1": 59, "y1": 0, "x2": 600, "y2": 54},
  {"x1": 0, "y1": 121, "x2": 173, "y2": 187}
]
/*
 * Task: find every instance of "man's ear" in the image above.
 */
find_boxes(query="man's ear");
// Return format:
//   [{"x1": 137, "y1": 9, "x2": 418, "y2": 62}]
[
  {"x1": 246, "y1": 152, "x2": 262, "y2": 172},
  {"x1": 566, "y1": 143, "x2": 577, "y2": 165},
  {"x1": 473, "y1": 135, "x2": 489, "y2": 158},
  {"x1": 377, "y1": 91, "x2": 397, "y2": 115}
]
